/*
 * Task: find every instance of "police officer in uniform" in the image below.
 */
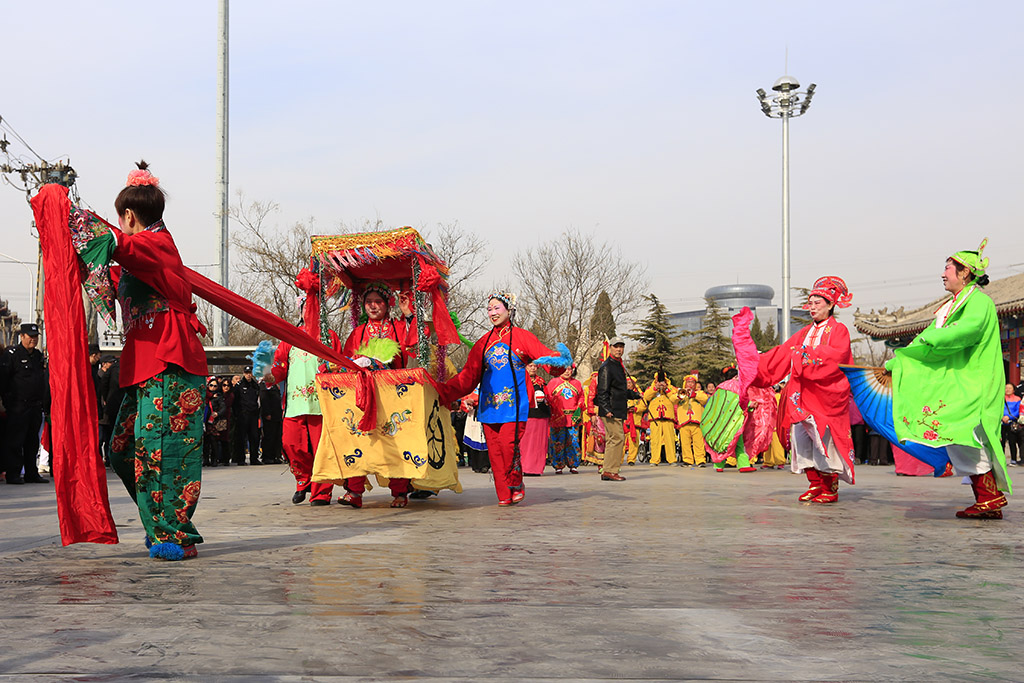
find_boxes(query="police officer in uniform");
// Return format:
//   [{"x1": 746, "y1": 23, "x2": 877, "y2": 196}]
[
  {"x1": 1, "y1": 323, "x2": 49, "y2": 484},
  {"x1": 231, "y1": 366, "x2": 262, "y2": 465}
]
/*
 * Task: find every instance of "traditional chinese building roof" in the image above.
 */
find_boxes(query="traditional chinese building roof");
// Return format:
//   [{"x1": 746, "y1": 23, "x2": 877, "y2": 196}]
[{"x1": 853, "y1": 271, "x2": 1024, "y2": 341}]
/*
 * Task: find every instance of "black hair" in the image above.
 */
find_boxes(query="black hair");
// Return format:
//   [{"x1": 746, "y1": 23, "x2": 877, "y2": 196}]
[{"x1": 114, "y1": 160, "x2": 166, "y2": 227}]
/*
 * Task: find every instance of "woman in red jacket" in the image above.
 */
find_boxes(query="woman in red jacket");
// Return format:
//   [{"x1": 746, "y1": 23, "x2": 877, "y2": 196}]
[
  {"x1": 441, "y1": 292, "x2": 569, "y2": 505},
  {"x1": 107, "y1": 162, "x2": 209, "y2": 560}
]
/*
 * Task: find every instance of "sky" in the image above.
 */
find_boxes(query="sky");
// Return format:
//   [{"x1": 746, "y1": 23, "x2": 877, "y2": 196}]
[{"x1": 1, "y1": 1, "x2": 1022, "y2": 335}]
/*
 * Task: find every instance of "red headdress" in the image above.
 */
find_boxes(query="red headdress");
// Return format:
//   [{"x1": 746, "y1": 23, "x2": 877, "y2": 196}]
[{"x1": 804, "y1": 275, "x2": 852, "y2": 309}]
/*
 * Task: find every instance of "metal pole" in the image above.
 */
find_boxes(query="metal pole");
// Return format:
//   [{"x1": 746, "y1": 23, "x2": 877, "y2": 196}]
[
  {"x1": 781, "y1": 111, "x2": 791, "y2": 341},
  {"x1": 214, "y1": 0, "x2": 230, "y2": 346}
]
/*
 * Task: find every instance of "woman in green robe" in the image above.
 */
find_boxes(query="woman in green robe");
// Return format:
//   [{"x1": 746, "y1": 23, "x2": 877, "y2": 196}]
[{"x1": 887, "y1": 239, "x2": 1009, "y2": 519}]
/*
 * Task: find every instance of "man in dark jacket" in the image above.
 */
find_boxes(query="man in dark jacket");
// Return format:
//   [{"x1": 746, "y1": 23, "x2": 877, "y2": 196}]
[
  {"x1": 98, "y1": 356, "x2": 125, "y2": 466},
  {"x1": 259, "y1": 374, "x2": 283, "y2": 465},
  {"x1": 0, "y1": 324, "x2": 49, "y2": 484},
  {"x1": 232, "y1": 366, "x2": 262, "y2": 465},
  {"x1": 595, "y1": 337, "x2": 641, "y2": 481}
]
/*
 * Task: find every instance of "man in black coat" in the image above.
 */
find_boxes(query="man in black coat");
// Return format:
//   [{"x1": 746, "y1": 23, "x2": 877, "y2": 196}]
[
  {"x1": 98, "y1": 356, "x2": 125, "y2": 466},
  {"x1": 0, "y1": 324, "x2": 49, "y2": 484},
  {"x1": 259, "y1": 374, "x2": 283, "y2": 465},
  {"x1": 232, "y1": 366, "x2": 262, "y2": 465},
  {"x1": 595, "y1": 337, "x2": 641, "y2": 482}
]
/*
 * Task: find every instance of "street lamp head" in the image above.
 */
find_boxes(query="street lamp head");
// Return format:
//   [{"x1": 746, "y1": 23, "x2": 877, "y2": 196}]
[
  {"x1": 756, "y1": 88, "x2": 767, "y2": 101},
  {"x1": 772, "y1": 75, "x2": 800, "y2": 92}
]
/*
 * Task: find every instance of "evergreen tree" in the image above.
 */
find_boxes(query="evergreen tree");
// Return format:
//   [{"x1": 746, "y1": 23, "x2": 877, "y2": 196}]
[
  {"x1": 790, "y1": 286, "x2": 812, "y2": 331},
  {"x1": 627, "y1": 294, "x2": 683, "y2": 385},
  {"x1": 589, "y1": 290, "x2": 616, "y2": 340},
  {"x1": 679, "y1": 296, "x2": 735, "y2": 384},
  {"x1": 749, "y1": 316, "x2": 779, "y2": 351}
]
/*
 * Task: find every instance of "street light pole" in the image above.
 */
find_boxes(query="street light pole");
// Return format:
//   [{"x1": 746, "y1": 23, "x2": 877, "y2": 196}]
[
  {"x1": 756, "y1": 76, "x2": 816, "y2": 341},
  {"x1": 214, "y1": 0, "x2": 230, "y2": 347}
]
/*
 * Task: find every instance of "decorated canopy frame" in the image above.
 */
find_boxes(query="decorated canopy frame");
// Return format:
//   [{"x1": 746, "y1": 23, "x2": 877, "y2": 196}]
[{"x1": 309, "y1": 227, "x2": 457, "y2": 380}]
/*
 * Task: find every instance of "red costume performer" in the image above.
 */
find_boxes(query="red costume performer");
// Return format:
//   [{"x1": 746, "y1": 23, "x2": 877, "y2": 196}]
[
  {"x1": 441, "y1": 292, "x2": 567, "y2": 505},
  {"x1": 268, "y1": 340, "x2": 334, "y2": 505},
  {"x1": 339, "y1": 281, "x2": 416, "y2": 508},
  {"x1": 753, "y1": 276, "x2": 855, "y2": 503}
]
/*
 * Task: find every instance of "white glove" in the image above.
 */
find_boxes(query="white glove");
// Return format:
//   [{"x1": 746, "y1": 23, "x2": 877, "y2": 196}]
[{"x1": 354, "y1": 356, "x2": 373, "y2": 368}]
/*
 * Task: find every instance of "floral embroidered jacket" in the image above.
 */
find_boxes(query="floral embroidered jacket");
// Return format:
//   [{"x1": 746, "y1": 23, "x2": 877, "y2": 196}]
[
  {"x1": 267, "y1": 342, "x2": 322, "y2": 418},
  {"x1": 441, "y1": 323, "x2": 555, "y2": 425},
  {"x1": 110, "y1": 223, "x2": 208, "y2": 386},
  {"x1": 887, "y1": 284, "x2": 1008, "y2": 491},
  {"x1": 754, "y1": 316, "x2": 854, "y2": 471}
]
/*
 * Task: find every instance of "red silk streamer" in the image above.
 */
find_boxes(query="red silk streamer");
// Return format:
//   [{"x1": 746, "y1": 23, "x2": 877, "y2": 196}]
[
  {"x1": 295, "y1": 266, "x2": 320, "y2": 338},
  {"x1": 32, "y1": 185, "x2": 118, "y2": 545},
  {"x1": 416, "y1": 255, "x2": 459, "y2": 346},
  {"x1": 181, "y1": 269, "x2": 378, "y2": 432}
]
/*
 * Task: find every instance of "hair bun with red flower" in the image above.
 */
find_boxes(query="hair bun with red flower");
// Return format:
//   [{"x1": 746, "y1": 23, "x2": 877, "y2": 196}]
[{"x1": 126, "y1": 160, "x2": 160, "y2": 187}]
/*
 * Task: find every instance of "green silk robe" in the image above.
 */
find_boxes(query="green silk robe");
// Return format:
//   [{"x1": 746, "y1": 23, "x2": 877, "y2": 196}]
[{"x1": 888, "y1": 284, "x2": 1009, "y2": 493}]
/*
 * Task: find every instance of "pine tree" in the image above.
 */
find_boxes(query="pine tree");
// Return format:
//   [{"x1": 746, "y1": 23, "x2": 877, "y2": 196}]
[
  {"x1": 626, "y1": 294, "x2": 683, "y2": 385},
  {"x1": 750, "y1": 316, "x2": 779, "y2": 351},
  {"x1": 589, "y1": 290, "x2": 616, "y2": 340},
  {"x1": 679, "y1": 296, "x2": 735, "y2": 383}
]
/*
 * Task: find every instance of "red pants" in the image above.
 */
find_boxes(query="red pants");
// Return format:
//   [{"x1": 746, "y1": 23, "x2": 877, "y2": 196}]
[
  {"x1": 483, "y1": 422, "x2": 526, "y2": 502},
  {"x1": 282, "y1": 415, "x2": 333, "y2": 503},
  {"x1": 344, "y1": 476, "x2": 411, "y2": 497}
]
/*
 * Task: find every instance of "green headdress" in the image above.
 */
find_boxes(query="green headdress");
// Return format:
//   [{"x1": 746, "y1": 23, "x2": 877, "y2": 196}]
[{"x1": 950, "y1": 238, "x2": 989, "y2": 278}]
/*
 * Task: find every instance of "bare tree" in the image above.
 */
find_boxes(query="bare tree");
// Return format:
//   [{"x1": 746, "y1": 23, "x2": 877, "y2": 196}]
[
  {"x1": 851, "y1": 337, "x2": 893, "y2": 367},
  {"x1": 511, "y1": 228, "x2": 647, "y2": 359},
  {"x1": 424, "y1": 221, "x2": 490, "y2": 343}
]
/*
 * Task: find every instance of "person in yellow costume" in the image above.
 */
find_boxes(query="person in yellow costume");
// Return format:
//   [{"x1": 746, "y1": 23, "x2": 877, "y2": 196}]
[
  {"x1": 580, "y1": 371, "x2": 603, "y2": 467},
  {"x1": 676, "y1": 374, "x2": 708, "y2": 466},
  {"x1": 644, "y1": 371, "x2": 679, "y2": 465},
  {"x1": 624, "y1": 378, "x2": 647, "y2": 465}
]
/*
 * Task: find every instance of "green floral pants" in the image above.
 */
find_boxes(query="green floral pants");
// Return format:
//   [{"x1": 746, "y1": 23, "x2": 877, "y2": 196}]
[{"x1": 110, "y1": 366, "x2": 204, "y2": 546}]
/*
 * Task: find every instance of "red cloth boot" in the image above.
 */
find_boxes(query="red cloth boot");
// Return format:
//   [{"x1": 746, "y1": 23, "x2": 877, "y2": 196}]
[
  {"x1": 811, "y1": 472, "x2": 839, "y2": 504},
  {"x1": 798, "y1": 468, "x2": 824, "y2": 501},
  {"x1": 956, "y1": 470, "x2": 1007, "y2": 519}
]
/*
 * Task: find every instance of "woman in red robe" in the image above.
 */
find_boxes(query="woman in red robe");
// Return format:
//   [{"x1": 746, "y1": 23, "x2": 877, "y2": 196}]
[{"x1": 754, "y1": 276, "x2": 854, "y2": 504}]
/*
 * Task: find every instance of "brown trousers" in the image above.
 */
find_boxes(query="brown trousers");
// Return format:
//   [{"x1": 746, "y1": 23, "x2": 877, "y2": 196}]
[{"x1": 602, "y1": 417, "x2": 625, "y2": 474}]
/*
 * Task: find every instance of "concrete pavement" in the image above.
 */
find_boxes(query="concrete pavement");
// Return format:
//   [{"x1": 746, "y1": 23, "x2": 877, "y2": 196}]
[{"x1": 1, "y1": 462, "x2": 1022, "y2": 681}]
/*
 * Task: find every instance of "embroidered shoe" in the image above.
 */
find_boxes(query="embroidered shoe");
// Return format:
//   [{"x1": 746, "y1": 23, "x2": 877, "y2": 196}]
[
  {"x1": 498, "y1": 499, "x2": 513, "y2": 506},
  {"x1": 339, "y1": 493, "x2": 363, "y2": 508},
  {"x1": 510, "y1": 490, "x2": 525, "y2": 504},
  {"x1": 956, "y1": 507, "x2": 1004, "y2": 519},
  {"x1": 149, "y1": 543, "x2": 198, "y2": 561},
  {"x1": 390, "y1": 495, "x2": 409, "y2": 508},
  {"x1": 798, "y1": 487, "x2": 823, "y2": 501}
]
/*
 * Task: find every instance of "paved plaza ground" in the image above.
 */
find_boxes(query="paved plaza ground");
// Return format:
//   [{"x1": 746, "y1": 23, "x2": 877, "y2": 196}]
[{"x1": 1, "y1": 462, "x2": 1022, "y2": 681}]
